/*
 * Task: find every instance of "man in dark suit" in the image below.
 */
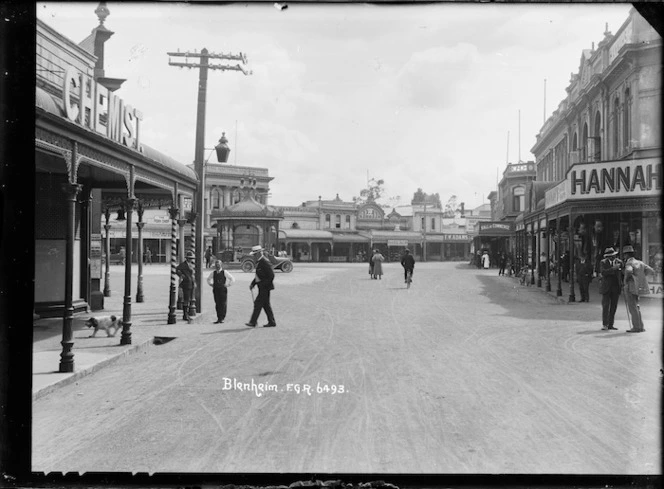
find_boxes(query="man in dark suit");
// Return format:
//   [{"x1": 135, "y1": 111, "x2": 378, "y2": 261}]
[
  {"x1": 575, "y1": 254, "x2": 593, "y2": 302},
  {"x1": 176, "y1": 250, "x2": 196, "y2": 323},
  {"x1": 246, "y1": 246, "x2": 277, "y2": 328},
  {"x1": 598, "y1": 247, "x2": 623, "y2": 330},
  {"x1": 400, "y1": 248, "x2": 415, "y2": 283}
]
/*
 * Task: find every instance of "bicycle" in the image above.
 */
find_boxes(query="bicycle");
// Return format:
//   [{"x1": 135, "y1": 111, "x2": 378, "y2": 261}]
[{"x1": 406, "y1": 269, "x2": 413, "y2": 289}]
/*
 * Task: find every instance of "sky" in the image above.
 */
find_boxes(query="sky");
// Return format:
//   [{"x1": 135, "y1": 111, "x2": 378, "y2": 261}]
[{"x1": 37, "y1": 2, "x2": 635, "y2": 210}]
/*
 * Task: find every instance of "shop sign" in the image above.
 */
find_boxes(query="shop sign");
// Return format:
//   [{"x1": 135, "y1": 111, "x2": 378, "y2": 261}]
[
  {"x1": 609, "y1": 21, "x2": 633, "y2": 64},
  {"x1": 569, "y1": 158, "x2": 661, "y2": 199},
  {"x1": 539, "y1": 218, "x2": 547, "y2": 229},
  {"x1": 387, "y1": 239, "x2": 409, "y2": 247},
  {"x1": 507, "y1": 163, "x2": 534, "y2": 173},
  {"x1": 479, "y1": 222, "x2": 512, "y2": 232},
  {"x1": 153, "y1": 215, "x2": 171, "y2": 224},
  {"x1": 442, "y1": 234, "x2": 469, "y2": 241},
  {"x1": 63, "y1": 66, "x2": 144, "y2": 153}
]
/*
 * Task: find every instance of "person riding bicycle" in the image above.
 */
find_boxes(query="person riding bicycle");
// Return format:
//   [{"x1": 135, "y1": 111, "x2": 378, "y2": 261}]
[{"x1": 401, "y1": 248, "x2": 415, "y2": 284}]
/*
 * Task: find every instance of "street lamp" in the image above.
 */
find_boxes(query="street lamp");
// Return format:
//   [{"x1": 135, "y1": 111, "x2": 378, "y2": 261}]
[{"x1": 215, "y1": 132, "x2": 231, "y2": 163}]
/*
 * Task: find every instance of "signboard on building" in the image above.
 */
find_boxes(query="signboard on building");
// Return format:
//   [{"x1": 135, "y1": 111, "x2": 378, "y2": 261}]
[
  {"x1": 568, "y1": 158, "x2": 661, "y2": 199},
  {"x1": 478, "y1": 221, "x2": 513, "y2": 235},
  {"x1": 387, "y1": 239, "x2": 409, "y2": 247},
  {"x1": 545, "y1": 180, "x2": 568, "y2": 209}
]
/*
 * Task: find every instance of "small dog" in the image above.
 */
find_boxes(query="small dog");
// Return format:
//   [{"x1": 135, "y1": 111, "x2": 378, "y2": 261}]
[{"x1": 85, "y1": 315, "x2": 122, "y2": 337}]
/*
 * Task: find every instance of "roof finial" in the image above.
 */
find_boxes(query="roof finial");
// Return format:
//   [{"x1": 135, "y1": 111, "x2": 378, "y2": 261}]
[{"x1": 95, "y1": 2, "x2": 110, "y2": 25}]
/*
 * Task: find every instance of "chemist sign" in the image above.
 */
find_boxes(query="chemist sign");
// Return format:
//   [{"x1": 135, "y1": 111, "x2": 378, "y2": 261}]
[{"x1": 63, "y1": 66, "x2": 144, "y2": 153}]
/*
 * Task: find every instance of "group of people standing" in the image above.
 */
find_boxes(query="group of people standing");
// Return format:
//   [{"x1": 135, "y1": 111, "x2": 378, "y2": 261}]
[
  {"x1": 598, "y1": 245, "x2": 654, "y2": 333},
  {"x1": 175, "y1": 245, "x2": 277, "y2": 328},
  {"x1": 367, "y1": 248, "x2": 415, "y2": 284}
]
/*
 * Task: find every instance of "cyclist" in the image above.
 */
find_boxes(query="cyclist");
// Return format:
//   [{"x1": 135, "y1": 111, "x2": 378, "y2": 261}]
[{"x1": 401, "y1": 248, "x2": 415, "y2": 284}]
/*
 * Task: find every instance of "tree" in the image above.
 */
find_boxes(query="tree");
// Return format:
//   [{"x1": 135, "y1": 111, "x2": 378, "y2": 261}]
[
  {"x1": 411, "y1": 188, "x2": 442, "y2": 208},
  {"x1": 353, "y1": 178, "x2": 385, "y2": 205},
  {"x1": 443, "y1": 195, "x2": 459, "y2": 217}
]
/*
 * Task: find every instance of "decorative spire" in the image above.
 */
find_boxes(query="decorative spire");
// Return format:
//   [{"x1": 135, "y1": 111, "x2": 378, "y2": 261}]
[{"x1": 95, "y1": 2, "x2": 110, "y2": 25}]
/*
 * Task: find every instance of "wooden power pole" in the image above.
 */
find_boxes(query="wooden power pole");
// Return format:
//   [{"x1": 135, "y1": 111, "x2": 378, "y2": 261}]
[{"x1": 167, "y1": 48, "x2": 251, "y2": 313}]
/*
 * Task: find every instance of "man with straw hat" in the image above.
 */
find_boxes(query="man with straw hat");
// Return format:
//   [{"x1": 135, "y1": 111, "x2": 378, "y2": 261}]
[
  {"x1": 598, "y1": 247, "x2": 622, "y2": 331},
  {"x1": 622, "y1": 245, "x2": 655, "y2": 333}
]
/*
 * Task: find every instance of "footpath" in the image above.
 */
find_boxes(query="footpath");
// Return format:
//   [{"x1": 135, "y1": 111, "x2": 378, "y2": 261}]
[
  {"x1": 32, "y1": 264, "x2": 217, "y2": 400},
  {"x1": 33, "y1": 263, "x2": 661, "y2": 400}
]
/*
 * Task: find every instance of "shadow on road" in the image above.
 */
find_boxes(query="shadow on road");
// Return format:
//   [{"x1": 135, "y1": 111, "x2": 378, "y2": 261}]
[{"x1": 201, "y1": 328, "x2": 253, "y2": 335}]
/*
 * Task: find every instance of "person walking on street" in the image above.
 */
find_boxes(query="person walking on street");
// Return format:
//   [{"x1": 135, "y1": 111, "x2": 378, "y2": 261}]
[
  {"x1": 561, "y1": 250, "x2": 570, "y2": 282},
  {"x1": 575, "y1": 254, "x2": 593, "y2": 302},
  {"x1": 119, "y1": 246, "x2": 126, "y2": 266},
  {"x1": 598, "y1": 247, "x2": 623, "y2": 330},
  {"x1": 368, "y1": 249, "x2": 375, "y2": 279},
  {"x1": 176, "y1": 250, "x2": 196, "y2": 323},
  {"x1": 372, "y1": 249, "x2": 385, "y2": 280},
  {"x1": 144, "y1": 246, "x2": 152, "y2": 265},
  {"x1": 204, "y1": 246, "x2": 213, "y2": 268},
  {"x1": 400, "y1": 248, "x2": 415, "y2": 283},
  {"x1": 246, "y1": 246, "x2": 277, "y2": 327},
  {"x1": 207, "y1": 259, "x2": 235, "y2": 324},
  {"x1": 622, "y1": 245, "x2": 655, "y2": 333}
]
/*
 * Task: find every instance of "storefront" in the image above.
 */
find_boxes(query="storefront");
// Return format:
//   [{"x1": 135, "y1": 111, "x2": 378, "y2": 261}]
[
  {"x1": 473, "y1": 221, "x2": 514, "y2": 267},
  {"x1": 544, "y1": 157, "x2": 662, "y2": 299}
]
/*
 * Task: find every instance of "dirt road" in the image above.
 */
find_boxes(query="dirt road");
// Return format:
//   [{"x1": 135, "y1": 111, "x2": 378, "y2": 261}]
[{"x1": 32, "y1": 262, "x2": 662, "y2": 474}]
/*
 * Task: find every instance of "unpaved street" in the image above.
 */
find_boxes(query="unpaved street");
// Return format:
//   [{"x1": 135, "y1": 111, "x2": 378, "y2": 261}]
[{"x1": 32, "y1": 263, "x2": 662, "y2": 474}]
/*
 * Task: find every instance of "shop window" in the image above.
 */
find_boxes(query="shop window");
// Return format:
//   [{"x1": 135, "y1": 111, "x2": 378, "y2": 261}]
[
  {"x1": 325, "y1": 214, "x2": 331, "y2": 228},
  {"x1": 345, "y1": 215, "x2": 351, "y2": 229},
  {"x1": 613, "y1": 97, "x2": 620, "y2": 158},
  {"x1": 512, "y1": 186, "x2": 525, "y2": 213},
  {"x1": 646, "y1": 216, "x2": 663, "y2": 289},
  {"x1": 624, "y1": 87, "x2": 631, "y2": 151},
  {"x1": 336, "y1": 214, "x2": 341, "y2": 229}
]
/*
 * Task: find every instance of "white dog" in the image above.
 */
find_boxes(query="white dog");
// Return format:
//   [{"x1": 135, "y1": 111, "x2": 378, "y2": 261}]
[{"x1": 85, "y1": 315, "x2": 122, "y2": 337}]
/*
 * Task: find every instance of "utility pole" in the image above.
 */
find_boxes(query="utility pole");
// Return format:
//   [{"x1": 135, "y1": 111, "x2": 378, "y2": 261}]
[{"x1": 167, "y1": 48, "x2": 251, "y2": 313}]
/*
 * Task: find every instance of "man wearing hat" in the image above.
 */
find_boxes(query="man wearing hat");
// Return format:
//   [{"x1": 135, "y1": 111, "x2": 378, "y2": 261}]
[
  {"x1": 622, "y1": 245, "x2": 655, "y2": 333},
  {"x1": 176, "y1": 250, "x2": 196, "y2": 323},
  {"x1": 400, "y1": 248, "x2": 415, "y2": 283},
  {"x1": 598, "y1": 247, "x2": 623, "y2": 330},
  {"x1": 246, "y1": 245, "x2": 277, "y2": 328}
]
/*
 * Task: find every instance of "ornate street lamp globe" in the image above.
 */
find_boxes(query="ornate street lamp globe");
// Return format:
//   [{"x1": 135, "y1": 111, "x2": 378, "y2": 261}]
[{"x1": 215, "y1": 132, "x2": 231, "y2": 163}]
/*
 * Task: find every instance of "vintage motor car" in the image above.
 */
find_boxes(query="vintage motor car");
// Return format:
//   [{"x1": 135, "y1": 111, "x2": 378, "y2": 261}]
[{"x1": 240, "y1": 251, "x2": 293, "y2": 273}]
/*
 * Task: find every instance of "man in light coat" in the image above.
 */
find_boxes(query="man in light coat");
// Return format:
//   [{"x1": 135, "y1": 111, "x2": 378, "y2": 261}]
[{"x1": 622, "y1": 245, "x2": 655, "y2": 333}]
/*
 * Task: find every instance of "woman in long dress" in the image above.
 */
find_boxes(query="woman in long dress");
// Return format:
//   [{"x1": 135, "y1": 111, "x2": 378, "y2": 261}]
[
  {"x1": 482, "y1": 251, "x2": 490, "y2": 269},
  {"x1": 372, "y1": 250, "x2": 385, "y2": 279}
]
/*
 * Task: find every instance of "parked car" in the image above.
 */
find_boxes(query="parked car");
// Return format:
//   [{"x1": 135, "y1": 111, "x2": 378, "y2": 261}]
[{"x1": 240, "y1": 251, "x2": 293, "y2": 273}]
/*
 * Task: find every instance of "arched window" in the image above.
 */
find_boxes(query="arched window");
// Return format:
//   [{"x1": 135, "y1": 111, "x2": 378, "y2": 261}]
[
  {"x1": 431, "y1": 217, "x2": 435, "y2": 230},
  {"x1": 623, "y1": 87, "x2": 631, "y2": 151},
  {"x1": 212, "y1": 188, "x2": 221, "y2": 209},
  {"x1": 512, "y1": 186, "x2": 525, "y2": 213},
  {"x1": 582, "y1": 122, "x2": 589, "y2": 161},
  {"x1": 572, "y1": 132, "x2": 578, "y2": 151},
  {"x1": 345, "y1": 215, "x2": 351, "y2": 229},
  {"x1": 593, "y1": 111, "x2": 602, "y2": 161},
  {"x1": 335, "y1": 214, "x2": 341, "y2": 229},
  {"x1": 325, "y1": 214, "x2": 331, "y2": 228},
  {"x1": 613, "y1": 97, "x2": 620, "y2": 157}
]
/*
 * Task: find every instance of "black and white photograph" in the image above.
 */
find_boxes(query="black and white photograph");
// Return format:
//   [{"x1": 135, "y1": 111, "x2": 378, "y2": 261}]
[{"x1": 24, "y1": 0, "x2": 662, "y2": 477}]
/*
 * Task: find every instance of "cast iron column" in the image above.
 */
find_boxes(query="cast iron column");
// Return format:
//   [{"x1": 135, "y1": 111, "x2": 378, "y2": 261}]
[
  {"x1": 121, "y1": 197, "x2": 136, "y2": 345},
  {"x1": 545, "y1": 217, "x2": 552, "y2": 292},
  {"x1": 188, "y1": 211, "x2": 197, "y2": 316},
  {"x1": 59, "y1": 182, "x2": 82, "y2": 373},
  {"x1": 556, "y1": 218, "x2": 563, "y2": 297},
  {"x1": 167, "y1": 205, "x2": 179, "y2": 324},
  {"x1": 176, "y1": 218, "x2": 187, "y2": 310},
  {"x1": 103, "y1": 208, "x2": 112, "y2": 297},
  {"x1": 136, "y1": 201, "x2": 145, "y2": 303},
  {"x1": 568, "y1": 211, "x2": 576, "y2": 303}
]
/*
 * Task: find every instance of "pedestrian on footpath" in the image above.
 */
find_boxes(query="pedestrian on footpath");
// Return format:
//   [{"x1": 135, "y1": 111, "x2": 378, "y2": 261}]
[
  {"x1": 498, "y1": 252, "x2": 507, "y2": 276},
  {"x1": 481, "y1": 251, "x2": 490, "y2": 269},
  {"x1": 207, "y1": 259, "x2": 235, "y2": 324},
  {"x1": 205, "y1": 246, "x2": 213, "y2": 268},
  {"x1": 401, "y1": 248, "x2": 415, "y2": 283},
  {"x1": 176, "y1": 250, "x2": 196, "y2": 323},
  {"x1": 372, "y1": 249, "x2": 385, "y2": 280},
  {"x1": 575, "y1": 254, "x2": 593, "y2": 302},
  {"x1": 246, "y1": 245, "x2": 277, "y2": 328},
  {"x1": 144, "y1": 246, "x2": 152, "y2": 265},
  {"x1": 622, "y1": 245, "x2": 655, "y2": 333},
  {"x1": 598, "y1": 247, "x2": 622, "y2": 330}
]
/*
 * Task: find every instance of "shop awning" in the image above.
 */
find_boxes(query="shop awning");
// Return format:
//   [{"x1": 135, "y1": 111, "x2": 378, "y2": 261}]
[
  {"x1": 424, "y1": 233, "x2": 472, "y2": 243},
  {"x1": 279, "y1": 229, "x2": 334, "y2": 241},
  {"x1": 331, "y1": 233, "x2": 368, "y2": 243}
]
